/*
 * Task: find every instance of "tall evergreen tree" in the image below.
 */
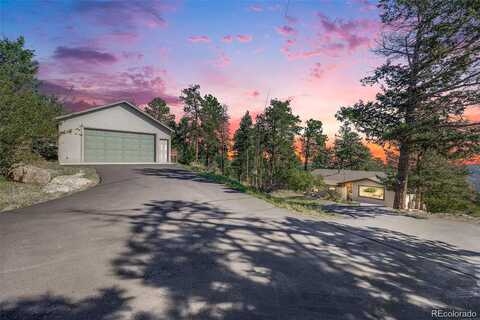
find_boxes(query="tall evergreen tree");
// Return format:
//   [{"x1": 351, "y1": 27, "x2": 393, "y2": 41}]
[
  {"x1": 218, "y1": 104, "x2": 230, "y2": 175},
  {"x1": 199, "y1": 94, "x2": 229, "y2": 172},
  {"x1": 232, "y1": 111, "x2": 254, "y2": 182},
  {"x1": 0, "y1": 37, "x2": 62, "y2": 173},
  {"x1": 338, "y1": 0, "x2": 480, "y2": 208},
  {"x1": 174, "y1": 116, "x2": 194, "y2": 164},
  {"x1": 180, "y1": 85, "x2": 203, "y2": 162},
  {"x1": 144, "y1": 97, "x2": 176, "y2": 128},
  {"x1": 331, "y1": 124, "x2": 374, "y2": 170},
  {"x1": 410, "y1": 152, "x2": 477, "y2": 213},
  {"x1": 261, "y1": 99, "x2": 301, "y2": 189},
  {"x1": 200, "y1": 94, "x2": 223, "y2": 167},
  {"x1": 301, "y1": 119, "x2": 327, "y2": 170}
]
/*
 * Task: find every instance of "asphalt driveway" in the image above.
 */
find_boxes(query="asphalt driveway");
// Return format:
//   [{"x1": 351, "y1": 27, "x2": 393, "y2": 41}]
[{"x1": 1, "y1": 165, "x2": 479, "y2": 319}]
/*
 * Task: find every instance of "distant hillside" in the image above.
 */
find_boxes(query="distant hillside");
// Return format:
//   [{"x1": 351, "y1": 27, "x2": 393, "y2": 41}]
[{"x1": 468, "y1": 165, "x2": 480, "y2": 192}]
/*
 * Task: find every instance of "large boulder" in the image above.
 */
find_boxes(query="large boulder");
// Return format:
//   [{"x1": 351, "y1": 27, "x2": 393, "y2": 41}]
[
  {"x1": 43, "y1": 172, "x2": 93, "y2": 194},
  {"x1": 9, "y1": 164, "x2": 55, "y2": 185}
]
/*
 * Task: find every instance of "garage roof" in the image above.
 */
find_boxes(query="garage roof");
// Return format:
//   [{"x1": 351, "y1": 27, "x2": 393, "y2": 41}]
[{"x1": 56, "y1": 100, "x2": 174, "y2": 132}]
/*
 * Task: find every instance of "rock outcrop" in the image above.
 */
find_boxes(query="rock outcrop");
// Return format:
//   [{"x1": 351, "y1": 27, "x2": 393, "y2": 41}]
[
  {"x1": 9, "y1": 164, "x2": 55, "y2": 185},
  {"x1": 43, "y1": 172, "x2": 93, "y2": 194}
]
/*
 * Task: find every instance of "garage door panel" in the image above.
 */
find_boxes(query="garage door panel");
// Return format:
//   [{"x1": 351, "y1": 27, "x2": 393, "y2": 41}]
[{"x1": 84, "y1": 129, "x2": 155, "y2": 163}]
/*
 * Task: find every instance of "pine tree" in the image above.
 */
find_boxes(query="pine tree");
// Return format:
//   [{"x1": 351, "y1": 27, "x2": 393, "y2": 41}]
[
  {"x1": 261, "y1": 99, "x2": 301, "y2": 189},
  {"x1": 0, "y1": 37, "x2": 62, "y2": 173},
  {"x1": 174, "y1": 116, "x2": 194, "y2": 164},
  {"x1": 337, "y1": 0, "x2": 480, "y2": 208},
  {"x1": 200, "y1": 94, "x2": 223, "y2": 168},
  {"x1": 301, "y1": 119, "x2": 327, "y2": 170},
  {"x1": 331, "y1": 123, "x2": 374, "y2": 170},
  {"x1": 410, "y1": 152, "x2": 477, "y2": 213},
  {"x1": 180, "y1": 85, "x2": 203, "y2": 162},
  {"x1": 218, "y1": 104, "x2": 230, "y2": 175},
  {"x1": 144, "y1": 97, "x2": 176, "y2": 128},
  {"x1": 232, "y1": 111, "x2": 254, "y2": 182}
]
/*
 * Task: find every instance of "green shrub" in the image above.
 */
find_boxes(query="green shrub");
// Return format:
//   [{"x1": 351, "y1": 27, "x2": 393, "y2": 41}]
[
  {"x1": 285, "y1": 169, "x2": 323, "y2": 192},
  {"x1": 32, "y1": 138, "x2": 58, "y2": 160}
]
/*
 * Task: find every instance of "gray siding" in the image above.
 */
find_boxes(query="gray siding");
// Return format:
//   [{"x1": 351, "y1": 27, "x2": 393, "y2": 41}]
[{"x1": 58, "y1": 103, "x2": 171, "y2": 164}]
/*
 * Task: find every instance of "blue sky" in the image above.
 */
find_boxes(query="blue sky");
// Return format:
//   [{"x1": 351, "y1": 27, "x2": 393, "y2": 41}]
[{"x1": 1, "y1": 0, "x2": 383, "y2": 138}]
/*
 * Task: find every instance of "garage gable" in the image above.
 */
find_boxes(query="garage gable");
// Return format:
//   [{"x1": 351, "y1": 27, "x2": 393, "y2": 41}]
[{"x1": 56, "y1": 101, "x2": 173, "y2": 135}]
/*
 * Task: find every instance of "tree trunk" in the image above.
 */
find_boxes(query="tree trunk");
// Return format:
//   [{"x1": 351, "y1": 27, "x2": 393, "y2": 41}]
[
  {"x1": 304, "y1": 138, "x2": 309, "y2": 171},
  {"x1": 195, "y1": 136, "x2": 199, "y2": 162},
  {"x1": 393, "y1": 143, "x2": 410, "y2": 209},
  {"x1": 220, "y1": 134, "x2": 225, "y2": 175},
  {"x1": 246, "y1": 150, "x2": 249, "y2": 184}
]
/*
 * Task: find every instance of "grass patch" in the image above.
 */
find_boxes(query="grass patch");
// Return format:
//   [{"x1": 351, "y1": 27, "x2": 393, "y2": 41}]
[
  {"x1": 0, "y1": 162, "x2": 99, "y2": 212},
  {"x1": 0, "y1": 179, "x2": 46, "y2": 211},
  {"x1": 190, "y1": 167, "x2": 334, "y2": 218}
]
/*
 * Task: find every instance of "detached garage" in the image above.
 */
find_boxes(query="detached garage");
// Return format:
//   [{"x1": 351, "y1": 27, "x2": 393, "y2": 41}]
[{"x1": 57, "y1": 101, "x2": 172, "y2": 164}]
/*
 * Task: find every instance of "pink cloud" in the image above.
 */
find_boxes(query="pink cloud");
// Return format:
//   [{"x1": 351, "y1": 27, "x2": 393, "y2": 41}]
[
  {"x1": 276, "y1": 25, "x2": 296, "y2": 36},
  {"x1": 248, "y1": 4, "x2": 263, "y2": 12},
  {"x1": 286, "y1": 39, "x2": 296, "y2": 47},
  {"x1": 285, "y1": 16, "x2": 298, "y2": 24},
  {"x1": 236, "y1": 34, "x2": 253, "y2": 43},
  {"x1": 213, "y1": 52, "x2": 231, "y2": 67},
  {"x1": 247, "y1": 90, "x2": 260, "y2": 98},
  {"x1": 188, "y1": 35, "x2": 211, "y2": 43},
  {"x1": 222, "y1": 35, "x2": 233, "y2": 43},
  {"x1": 309, "y1": 62, "x2": 337, "y2": 80}
]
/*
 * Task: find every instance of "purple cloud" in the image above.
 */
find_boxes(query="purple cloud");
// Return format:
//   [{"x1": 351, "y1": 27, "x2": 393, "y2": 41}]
[
  {"x1": 316, "y1": 13, "x2": 379, "y2": 51},
  {"x1": 276, "y1": 25, "x2": 296, "y2": 36},
  {"x1": 75, "y1": 1, "x2": 168, "y2": 30},
  {"x1": 40, "y1": 65, "x2": 181, "y2": 111},
  {"x1": 222, "y1": 35, "x2": 233, "y2": 43},
  {"x1": 53, "y1": 46, "x2": 117, "y2": 64}
]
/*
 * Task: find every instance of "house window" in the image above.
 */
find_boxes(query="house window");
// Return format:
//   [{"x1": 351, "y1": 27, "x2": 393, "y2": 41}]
[{"x1": 358, "y1": 185, "x2": 385, "y2": 200}]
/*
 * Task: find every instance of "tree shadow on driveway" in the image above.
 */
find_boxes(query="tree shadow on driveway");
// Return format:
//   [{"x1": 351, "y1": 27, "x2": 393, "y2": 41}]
[
  {"x1": 108, "y1": 199, "x2": 480, "y2": 319},
  {"x1": 321, "y1": 204, "x2": 402, "y2": 218},
  {"x1": 0, "y1": 287, "x2": 141, "y2": 320}
]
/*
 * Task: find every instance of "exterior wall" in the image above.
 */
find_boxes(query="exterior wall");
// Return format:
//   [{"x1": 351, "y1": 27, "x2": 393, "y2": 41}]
[
  {"x1": 58, "y1": 104, "x2": 171, "y2": 164},
  {"x1": 350, "y1": 179, "x2": 394, "y2": 207},
  {"x1": 335, "y1": 185, "x2": 347, "y2": 200}
]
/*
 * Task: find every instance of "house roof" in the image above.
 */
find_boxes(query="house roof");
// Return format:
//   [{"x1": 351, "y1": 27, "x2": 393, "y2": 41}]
[
  {"x1": 56, "y1": 100, "x2": 174, "y2": 132},
  {"x1": 312, "y1": 168, "x2": 386, "y2": 185}
]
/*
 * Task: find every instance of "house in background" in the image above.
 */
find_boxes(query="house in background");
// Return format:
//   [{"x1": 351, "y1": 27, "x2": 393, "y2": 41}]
[
  {"x1": 312, "y1": 169, "x2": 396, "y2": 207},
  {"x1": 57, "y1": 101, "x2": 173, "y2": 165}
]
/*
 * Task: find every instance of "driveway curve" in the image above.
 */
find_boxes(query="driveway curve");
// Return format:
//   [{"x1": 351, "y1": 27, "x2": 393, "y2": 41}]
[{"x1": 1, "y1": 165, "x2": 479, "y2": 320}]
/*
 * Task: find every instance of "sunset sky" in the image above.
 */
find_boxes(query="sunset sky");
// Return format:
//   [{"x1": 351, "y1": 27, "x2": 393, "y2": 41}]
[
  {"x1": 2, "y1": 0, "x2": 478, "y2": 156},
  {"x1": 6, "y1": 0, "x2": 480, "y2": 161}
]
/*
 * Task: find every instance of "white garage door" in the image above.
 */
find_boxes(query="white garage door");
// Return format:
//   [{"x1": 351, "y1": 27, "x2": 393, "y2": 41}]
[{"x1": 84, "y1": 129, "x2": 155, "y2": 163}]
